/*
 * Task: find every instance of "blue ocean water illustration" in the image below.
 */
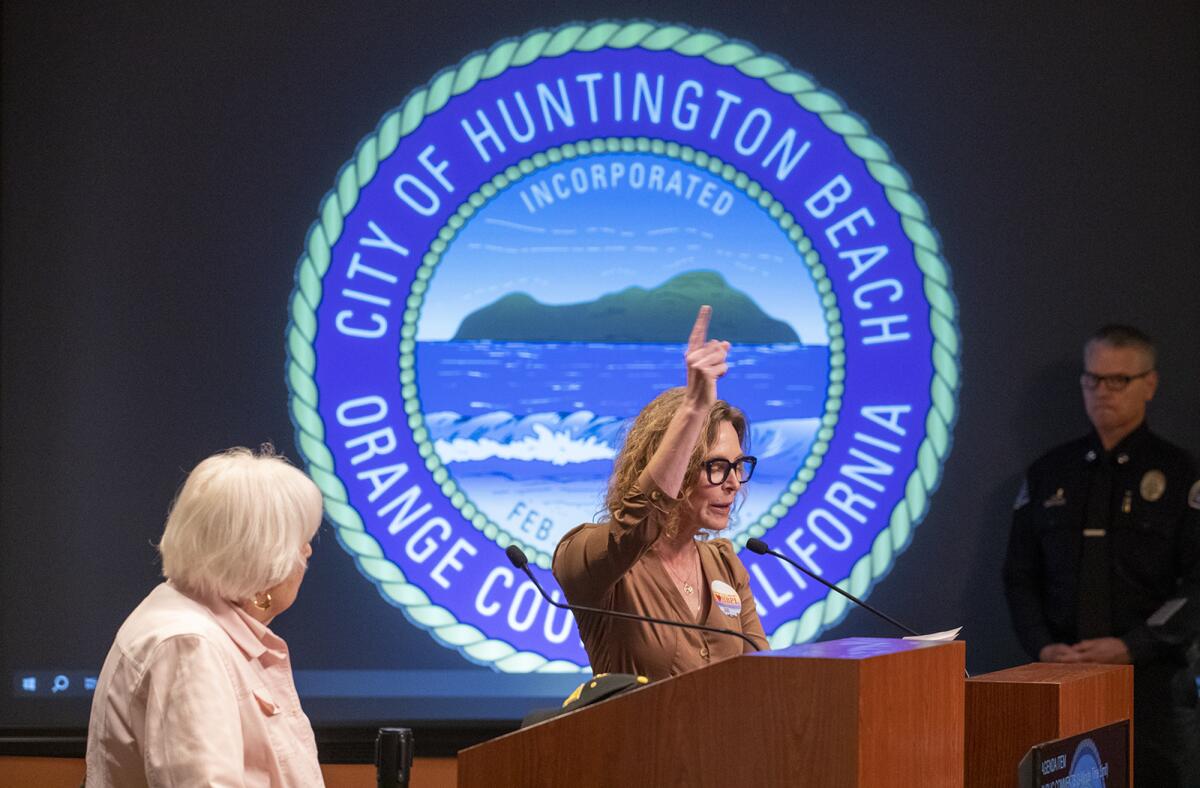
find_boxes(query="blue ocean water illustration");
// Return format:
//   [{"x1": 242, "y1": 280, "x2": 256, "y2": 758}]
[{"x1": 417, "y1": 341, "x2": 827, "y2": 552}]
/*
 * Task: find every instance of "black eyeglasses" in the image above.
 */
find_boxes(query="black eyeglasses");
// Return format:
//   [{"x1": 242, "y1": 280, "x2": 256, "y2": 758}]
[
  {"x1": 1079, "y1": 369, "x2": 1154, "y2": 392},
  {"x1": 701, "y1": 456, "x2": 757, "y2": 485}
]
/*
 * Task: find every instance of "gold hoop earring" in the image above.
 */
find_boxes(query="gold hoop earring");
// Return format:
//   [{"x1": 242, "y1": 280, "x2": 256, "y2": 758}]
[{"x1": 253, "y1": 592, "x2": 273, "y2": 611}]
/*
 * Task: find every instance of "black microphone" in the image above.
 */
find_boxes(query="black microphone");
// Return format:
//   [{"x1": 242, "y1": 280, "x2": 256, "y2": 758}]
[
  {"x1": 375, "y1": 727, "x2": 413, "y2": 788},
  {"x1": 504, "y1": 545, "x2": 760, "y2": 652},
  {"x1": 745, "y1": 538, "x2": 920, "y2": 637}
]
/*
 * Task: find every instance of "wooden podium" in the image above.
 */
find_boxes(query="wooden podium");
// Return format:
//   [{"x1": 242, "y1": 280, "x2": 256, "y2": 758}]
[
  {"x1": 458, "y1": 638, "x2": 965, "y2": 787},
  {"x1": 964, "y1": 663, "x2": 1133, "y2": 788}
]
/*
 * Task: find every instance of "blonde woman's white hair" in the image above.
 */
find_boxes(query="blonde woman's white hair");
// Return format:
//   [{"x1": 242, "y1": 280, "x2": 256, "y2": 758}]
[{"x1": 159, "y1": 446, "x2": 323, "y2": 601}]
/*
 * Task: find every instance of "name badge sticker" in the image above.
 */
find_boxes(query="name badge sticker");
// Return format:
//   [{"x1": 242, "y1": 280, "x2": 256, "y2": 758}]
[{"x1": 711, "y1": 580, "x2": 742, "y2": 617}]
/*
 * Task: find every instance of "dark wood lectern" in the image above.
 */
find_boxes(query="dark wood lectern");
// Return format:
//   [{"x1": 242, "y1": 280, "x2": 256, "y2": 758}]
[
  {"x1": 965, "y1": 662, "x2": 1133, "y2": 788},
  {"x1": 458, "y1": 638, "x2": 965, "y2": 787}
]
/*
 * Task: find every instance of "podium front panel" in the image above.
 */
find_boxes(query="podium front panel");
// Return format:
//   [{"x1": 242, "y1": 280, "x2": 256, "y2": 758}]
[{"x1": 459, "y1": 638, "x2": 965, "y2": 787}]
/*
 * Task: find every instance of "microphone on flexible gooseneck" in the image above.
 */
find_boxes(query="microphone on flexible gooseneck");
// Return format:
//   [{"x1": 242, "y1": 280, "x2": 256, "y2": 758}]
[
  {"x1": 745, "y1": 538, "x2": 920, "y2": 637},
  {"x1": 504, "y1": 545, "x2": 760, "y2": 652}
]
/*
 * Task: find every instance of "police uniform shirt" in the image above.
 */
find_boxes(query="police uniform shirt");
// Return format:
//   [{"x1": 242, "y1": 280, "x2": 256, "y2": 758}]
[{"x1": 1003, "y1": 422, "x2": 1200, "y2": 663}]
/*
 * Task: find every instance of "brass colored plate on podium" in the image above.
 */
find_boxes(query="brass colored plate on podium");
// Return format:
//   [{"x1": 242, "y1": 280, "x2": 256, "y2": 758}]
[{"x1": 458, "y1": 638, "x2": 965, "y2": 787}]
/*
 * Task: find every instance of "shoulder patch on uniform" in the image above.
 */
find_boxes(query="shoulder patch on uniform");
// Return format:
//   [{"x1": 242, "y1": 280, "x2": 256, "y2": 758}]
[
  {"x1": 1189, "y1": 479, "x2": 1200, "y2": 511},
  {"x1": 1013, "y1": 479, "x2": 1030, "y2": 510}
]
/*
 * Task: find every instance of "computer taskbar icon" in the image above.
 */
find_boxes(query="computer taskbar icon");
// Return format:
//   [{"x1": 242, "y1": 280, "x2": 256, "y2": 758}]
[{"x1": 12, "y1": 671, "x2": 98, "y2": 697}]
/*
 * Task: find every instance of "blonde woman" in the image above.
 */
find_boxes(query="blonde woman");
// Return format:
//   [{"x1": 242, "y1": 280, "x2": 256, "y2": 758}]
[
  {"x1": 86, "y1": 447, "x2": 325, "y2": 787},
  {"x1": 553, "y1": 306, "x2": 768, "y2": 679}
]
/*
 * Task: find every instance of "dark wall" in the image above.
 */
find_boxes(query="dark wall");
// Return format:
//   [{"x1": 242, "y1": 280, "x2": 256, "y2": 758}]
[{"x1": 3, "y1": 0, "x2": 1198, "y2": 728}]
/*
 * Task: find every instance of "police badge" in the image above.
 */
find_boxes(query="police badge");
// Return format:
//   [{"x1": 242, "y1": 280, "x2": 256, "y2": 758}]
[{"x1": 1140, "y1": 469, "x2": 1166, "y2": 502}]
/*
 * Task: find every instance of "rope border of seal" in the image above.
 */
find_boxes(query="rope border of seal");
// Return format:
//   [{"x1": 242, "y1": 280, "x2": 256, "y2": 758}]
[{"x1": 285, "y1": 20, "x2": 961, "y2": 669}]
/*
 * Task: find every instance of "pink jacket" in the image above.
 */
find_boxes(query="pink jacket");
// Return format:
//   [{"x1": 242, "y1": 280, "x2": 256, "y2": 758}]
[{"x1": 86, "y1": 582, "x2": 324, "y2": 787}]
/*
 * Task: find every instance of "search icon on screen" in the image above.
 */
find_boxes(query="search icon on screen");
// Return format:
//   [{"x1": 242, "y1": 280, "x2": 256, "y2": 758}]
[{"x1": 51, "y1": 674, "x2": 70, "y2": 693}]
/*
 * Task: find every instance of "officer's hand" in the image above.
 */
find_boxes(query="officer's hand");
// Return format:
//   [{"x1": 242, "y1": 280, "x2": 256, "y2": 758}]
[
  {"x1": 1070, "y1": 637, "x2": 1131, "y2": 664},
  {"x1": 1038, "y1": 643, "x2": 1081, "y2": 663}
]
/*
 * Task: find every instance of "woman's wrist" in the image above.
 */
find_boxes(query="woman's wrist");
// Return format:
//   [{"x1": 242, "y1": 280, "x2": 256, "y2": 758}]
[{"x1": 676, "y1": 397, "x2": 711, "y2": 420}]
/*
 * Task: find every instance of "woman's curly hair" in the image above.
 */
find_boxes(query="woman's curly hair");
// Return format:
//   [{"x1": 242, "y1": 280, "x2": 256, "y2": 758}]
[{"x1": 602, "y1": 387, "x2": 747, "y2": 536}]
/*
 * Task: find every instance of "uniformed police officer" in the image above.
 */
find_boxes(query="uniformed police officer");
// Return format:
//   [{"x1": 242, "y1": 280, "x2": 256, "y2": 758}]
[{"x1": 1003, "y1": 325, "x2": 1199, "y2": 787}]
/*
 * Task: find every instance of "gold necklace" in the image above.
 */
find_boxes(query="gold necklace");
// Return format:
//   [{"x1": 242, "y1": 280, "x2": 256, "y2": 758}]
[{"x1": 662, "y1": 549, "x2": 700, "y2": 597}]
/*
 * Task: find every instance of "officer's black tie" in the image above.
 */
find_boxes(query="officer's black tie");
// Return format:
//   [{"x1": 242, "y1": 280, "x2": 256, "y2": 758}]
[{"x1": 1076, "y1": 456, "x2": 1114, "y2": 639}]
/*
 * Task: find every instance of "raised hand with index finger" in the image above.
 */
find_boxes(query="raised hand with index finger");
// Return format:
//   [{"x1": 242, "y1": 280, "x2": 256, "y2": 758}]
[{"x1": 684, "y1": 305, "x2": 731, "y2": 410}]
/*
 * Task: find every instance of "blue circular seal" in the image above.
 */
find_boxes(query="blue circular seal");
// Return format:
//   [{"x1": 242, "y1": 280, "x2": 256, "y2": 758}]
[
  {"x1": 1068, "y1": 738, "x2": 1106, "y2": 786},
  {"x1": 286, "y1": 21, "x2": 960, "y2": 671}
]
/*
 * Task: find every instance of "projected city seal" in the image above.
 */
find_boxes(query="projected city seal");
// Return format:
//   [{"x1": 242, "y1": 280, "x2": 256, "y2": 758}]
[{"x1": 286, "y1": 21, "x2": 960, "y2": 672}]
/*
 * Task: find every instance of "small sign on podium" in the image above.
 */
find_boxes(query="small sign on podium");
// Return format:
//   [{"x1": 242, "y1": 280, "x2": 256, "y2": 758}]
[{"x1": 1018, "y1": 719, "x2": 1129, "y2": 788}]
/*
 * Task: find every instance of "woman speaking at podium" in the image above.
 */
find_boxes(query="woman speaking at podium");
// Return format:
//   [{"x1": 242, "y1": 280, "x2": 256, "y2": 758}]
[
  {"x1": 554, "y1": 306, "x2": 769, "y2": 679},
  {"x1": 85, "y1": 447, "x2": 325, "y2": 787}
]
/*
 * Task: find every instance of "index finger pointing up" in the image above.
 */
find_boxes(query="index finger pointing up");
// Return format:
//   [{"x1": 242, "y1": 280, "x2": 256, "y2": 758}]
[{"x1": 687, "y1": 305, "x2": 712, "y2": 352}]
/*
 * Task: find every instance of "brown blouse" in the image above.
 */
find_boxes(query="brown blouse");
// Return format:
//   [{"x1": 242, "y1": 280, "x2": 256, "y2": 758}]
[{"x1": 552, "y1": 474, "x2": 769, "y2": 680}]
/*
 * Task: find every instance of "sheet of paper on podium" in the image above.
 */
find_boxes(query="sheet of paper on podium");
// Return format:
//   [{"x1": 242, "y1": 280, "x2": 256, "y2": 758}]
[{"x1": 903, "y1": 626, "x2": 962, "y2": 642}]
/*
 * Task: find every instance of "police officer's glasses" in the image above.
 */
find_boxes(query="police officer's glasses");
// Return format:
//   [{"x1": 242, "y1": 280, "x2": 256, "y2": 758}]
[
  {"x1": 701, "y1": 456, "x2": 757, "y2": 485},
  {"x1": 1079, "y1": 370, "x2": 1154, "y2": 392}
]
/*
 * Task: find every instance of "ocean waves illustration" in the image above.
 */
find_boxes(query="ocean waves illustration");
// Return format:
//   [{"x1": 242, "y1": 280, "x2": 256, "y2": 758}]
[{"x1": 429, "y1": 410, "x2": 819, "y2": 480}]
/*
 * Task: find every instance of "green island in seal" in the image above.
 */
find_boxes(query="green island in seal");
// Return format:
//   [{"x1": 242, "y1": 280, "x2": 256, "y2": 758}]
[{"x1": 451, "y1": 271, "x2": 802, "y2": 344}]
